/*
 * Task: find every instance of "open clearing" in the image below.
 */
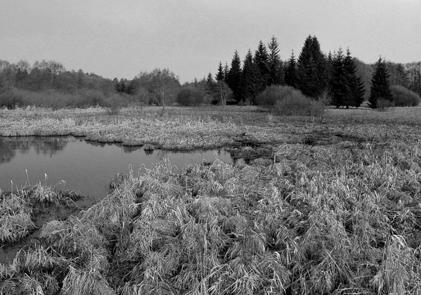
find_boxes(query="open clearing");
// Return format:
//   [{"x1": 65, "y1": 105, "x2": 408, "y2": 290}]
[{"x1": 1, "y1": 106, "x2": 421, "y2": 294}]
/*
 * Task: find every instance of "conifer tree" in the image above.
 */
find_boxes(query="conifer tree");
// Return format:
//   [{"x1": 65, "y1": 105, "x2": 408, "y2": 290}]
[
  {"x1": 206, "y1": 72, "x2": 216, "y2": 95},
  {"x1": 215, "y1": 65, "x2": 231, "y2": 105},
  {"x1": 241, "y1": 49, "x2": 262, "y2": 104},
  {"x1": 216, "y1": 62, "x2": 224, "y2": 81},
  {"x1": 329, "y1": 49, "x2": 349, "y2": 107},
  {"x1": 369, "y1": 57, "x2": 393, "y2": 108},
  {"x1": 223, "y1": 63, "x2": 229, "y2": 83},
  {"x1": 343, "y1": 49, "x2": 365, "y2": 107},
  {"x1": 297, "y1": 35, "x2": 328, "y2": 98},
  {"x1": 326, "y1": 51, "x2": 334, "y2": 84},
  {"x1": 207, "y1": 73, "x2": 214, "y2": 85},
  {"x1": 267, "y1": 36, "x2": 283, "y2": 85},
  {"x1": 284, "y1": 52, "x2": 298, "y2": 88},
  {"x1": 254, "y1": 41, "x2": 270, "y2": 88},
  {"x1": 226, "y1": 51, "x2": 242, "y2": 102}
]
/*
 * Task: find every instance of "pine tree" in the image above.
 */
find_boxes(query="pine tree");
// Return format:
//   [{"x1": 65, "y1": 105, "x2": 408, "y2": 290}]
[
  {"x1": 226, "y1": 51, "x2": 242, "y2": 102},
  {"x1": 284, "y1": 52, "x2": 298, "y2": 88},
  {"x1": 216, "y1": 62, "x2": 224, "y2": 81},
  {"x1": 297, "y1": 35, "x2": 328, "y2": 98},
  {"x1": 267, "y1": 36, "x2": 283, "y2": 85},
  {"x1": 329, "y1": 49, "x2": 349, "y2": 107},
  {"x1": 369, "y1": 57, "x2": 393, "y2": 108},
  {"x1": 343, "y1": 49, "x2": 365, "y2": 107},
  {"x1": 254, "y1": 41, "x2": 270, "y2": 88},
  {"x1": 241, "y1": 49, "x2": 262, "y2": 104}
]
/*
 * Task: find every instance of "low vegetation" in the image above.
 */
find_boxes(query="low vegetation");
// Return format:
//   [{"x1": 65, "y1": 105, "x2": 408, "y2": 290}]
[
  {"x1": 274, "y1": 93, "x2": 324, "y2": 116},
  {"x1": 391, "y1": 85, "x2": 420, "y2": 107},
  {"x1": 255, "y1": 85, "x2": 299, "y2": 106},
  {"x1": 176, "y1": 87, "x2": 205, "y2": 106},
  {"x1": 0, "y1": 88, "x2": 132, "y2": 110}
]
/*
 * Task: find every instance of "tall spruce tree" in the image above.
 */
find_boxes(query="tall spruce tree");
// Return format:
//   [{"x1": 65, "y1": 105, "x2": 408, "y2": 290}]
[
  {"x1": 241, "y1": 49, "x2": 262, "y2": 104},
  {"x1": 369, "y1": 57, "x2": 393, "y2": 108},
  {"x1": 297, "y1": 35, "x2": 328, "y2": 98},
  {"x1": 329, "y1": 49, "x2": 349, "y2": 107},
  {"x1": 343, "y1": 49, "x2": 365, "y2": 107},
  {"x1": 223, "y1": 63, "x2": 229, "y2": 83},
  {"x1": 216, "y1": 62, "x2": 224, "y2": 81},
  {"x1": 226, "y1": 51, "x2": 242, "y2": 102},
  {"x1": 284, "y1": 52, "x2": 298, "y2": 88},
  {"x1": 254, "y1": 41, "x2": 270, "y2": 88},
  {"x1": 267, "y1": 36, "x2": 283, "y2": 85},
  {"x1": 326, "y1": 52, "x2": 334, "y2": 84}
]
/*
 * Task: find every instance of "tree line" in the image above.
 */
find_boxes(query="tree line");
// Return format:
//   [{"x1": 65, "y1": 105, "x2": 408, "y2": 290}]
[
  {"x1": 1, "y1": 36, "x2": 420, "y2": 109},
  {"x1": 0, "y1": 60, "x2": 114, "y2": 94},
  {"x1": 213, "y1": 35, "x2": 420, "y2": 108}
]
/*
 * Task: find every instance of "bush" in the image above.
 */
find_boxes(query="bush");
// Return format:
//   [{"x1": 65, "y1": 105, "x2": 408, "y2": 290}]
[
  {"x1": 255, "y1": 85, "x2": 299, "y2": 105},
  {"x1": 176, "y1": 87, "x2": 205, "y2": 106},
  {"x1": 391, "y1": 85, "x2": 420, "y2": 107},
  {"x1": 0, "y1": 90, "x2": 24, "y2": 109},
  {"x1": 1, "y1": 89, "x2": 132, "y2": 109},
  {"x1": 376, "y1": 98, "x2": 395, "y2": 111},
  {"x1": 274, "y1": 92, "x2": 325, "y2": 117}
]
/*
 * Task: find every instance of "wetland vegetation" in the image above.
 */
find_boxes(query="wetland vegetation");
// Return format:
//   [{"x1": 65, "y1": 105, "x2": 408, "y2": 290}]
[{"x1": 2, "y1": 106, "x2": 421, "y2": 294}]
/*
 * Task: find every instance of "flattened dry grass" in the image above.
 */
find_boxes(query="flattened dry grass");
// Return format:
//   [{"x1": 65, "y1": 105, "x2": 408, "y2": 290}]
[
  {"x1": 4, "y1": 135, "x2": 421, "y2": 294},
  {"x1": 0, "y1": 184, "x2": 80, "y2": 245},
  {"x1": 3, "y1": 106, "x2": 421, "y2": 152},
  {"x1": 0, "y1": 193, "x2": 34, "y2": 244},
  {"x1": 0, "y1": 107, "x2": 243, "y2": 150}
]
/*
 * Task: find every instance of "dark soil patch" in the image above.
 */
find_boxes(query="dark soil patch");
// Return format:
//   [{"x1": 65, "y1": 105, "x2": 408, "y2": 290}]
[
  {"x1": 226, "y1": 145, "x2": 274, "y2": 164},
  {"x1": 302, "y1": 131, "x2": 370, "y2": 146}
]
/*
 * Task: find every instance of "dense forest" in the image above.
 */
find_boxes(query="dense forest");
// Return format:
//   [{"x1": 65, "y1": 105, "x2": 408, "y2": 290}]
[{"x1": 0, "y1": 35, "x2": 420, "y2": 109}]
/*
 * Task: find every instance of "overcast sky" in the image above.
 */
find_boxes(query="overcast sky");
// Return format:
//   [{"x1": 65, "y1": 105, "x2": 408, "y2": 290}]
[{"x1": 0, "y1": 0, "x2": 420, "y2": 82}]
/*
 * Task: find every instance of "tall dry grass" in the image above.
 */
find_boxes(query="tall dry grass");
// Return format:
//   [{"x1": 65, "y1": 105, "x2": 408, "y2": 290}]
[{"x1": 2, "y1": 136, "x2": 421, "y2": 293}]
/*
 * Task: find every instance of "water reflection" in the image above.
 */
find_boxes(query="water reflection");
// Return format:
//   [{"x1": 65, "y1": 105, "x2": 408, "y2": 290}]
[
  {"x1": 0, "y1": 137, "x2": 68, "y2": 164},
  {"x1": 0, "y1": 137, "x2": 233, "y2": 203}
]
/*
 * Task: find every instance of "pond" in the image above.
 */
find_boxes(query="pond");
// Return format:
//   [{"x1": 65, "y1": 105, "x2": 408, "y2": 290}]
[
  {"x1": 0, "y1": 136, "x2": 234, "y2": 205},
  {"x1": 0, "y1": 136, "x2": 236, "y2": 264}
]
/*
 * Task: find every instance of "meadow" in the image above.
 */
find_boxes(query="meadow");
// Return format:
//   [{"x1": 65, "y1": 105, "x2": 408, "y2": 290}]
[{"x1": 1, "y1": 106, "x2": 421, "y2": 294}]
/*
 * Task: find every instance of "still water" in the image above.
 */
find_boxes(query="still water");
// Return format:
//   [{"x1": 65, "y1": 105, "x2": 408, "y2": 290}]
[{"x1": 0, "y1": 136, "x2": 233, "y2": 202}]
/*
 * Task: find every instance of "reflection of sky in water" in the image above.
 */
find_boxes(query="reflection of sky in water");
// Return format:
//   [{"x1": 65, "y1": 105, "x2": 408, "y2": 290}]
[{"x1": 0, "y1": 137, "x2": 233, "y2": 205}]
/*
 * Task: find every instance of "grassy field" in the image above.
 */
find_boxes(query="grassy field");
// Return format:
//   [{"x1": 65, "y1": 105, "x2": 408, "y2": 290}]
[{"x1": 1, "y1": 106, "x2": 421, "y2": 294}]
